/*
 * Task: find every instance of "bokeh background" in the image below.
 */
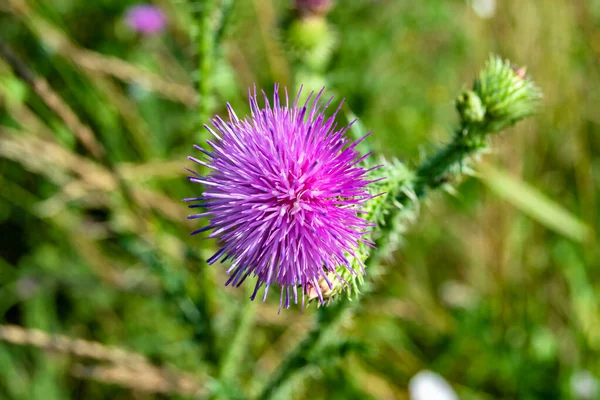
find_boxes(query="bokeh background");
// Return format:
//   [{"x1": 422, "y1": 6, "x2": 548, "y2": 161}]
[{"x1": 1, "y1": 0, "x2": 599, "y2": 399}]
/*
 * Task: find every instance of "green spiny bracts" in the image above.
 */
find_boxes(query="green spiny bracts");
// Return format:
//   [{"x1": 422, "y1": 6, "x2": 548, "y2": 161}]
[
  {"x1": 370, "y1": 159, "x2": 419, "y2": 261},
  {"x1": 364, "y1": 158, "x2": 415, "y2": 228},
  {"x1": 308, "y1": 159, "x2": 414, "y2": 303},
  {"x1": 473, "y1": 55, "x2": 542, "y2": 132},
  {"x1": 306, "y1": 243, "x2": 368, "y2": 305}
]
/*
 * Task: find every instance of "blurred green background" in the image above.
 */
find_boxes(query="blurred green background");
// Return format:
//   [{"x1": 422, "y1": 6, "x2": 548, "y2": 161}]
[{"x1": 0, "y1": 0, "x2": 599, "y2": 399}]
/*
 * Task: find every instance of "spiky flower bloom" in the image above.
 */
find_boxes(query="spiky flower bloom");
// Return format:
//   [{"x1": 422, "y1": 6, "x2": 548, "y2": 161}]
[
  {"x1": 185, "y1": 86, "x2": 378, "y2": 308},
  {"x1": 125, "y1": 4, "x2": 167, "y2": 35}
]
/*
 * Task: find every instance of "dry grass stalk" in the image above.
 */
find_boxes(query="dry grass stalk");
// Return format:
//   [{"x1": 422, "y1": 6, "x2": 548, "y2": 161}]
[
  {"x1": 0, "y1": 324, "x2": 148, "y2": 366},
  {"x1": 69, "y1": 50, "x2": 198, "y2": 107},
  {"x1": 0, "y1": 131, "x2": 187, "y2": 221},
  {"x1": 0, "y1": 41, "x2": 106, "y2": 158},
  {"x1": 31, "y1": 78, "x2": 106, "y2": 158},
  {"x1": 0, "y1": 325, "x2": 205, "y2": 397},
  {"x1": 9, "y1": 0, "x2": 198, "y2": 107},
  {"x1": 71, "y1": 363, "x2": 205, "y2": 397}
]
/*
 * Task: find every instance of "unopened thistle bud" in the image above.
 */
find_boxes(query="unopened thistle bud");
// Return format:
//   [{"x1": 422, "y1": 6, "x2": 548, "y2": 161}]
[
  {"x1": 456, "y1": 90, "x2": 486, "y2": 124},
  {"x1": 287, "y1": 16, "x2": 336, "y2": 71},
  {"x1": 473, "y1": 55, "x2": 542, "y2": 132},
  {"x1": 513, "y1": 65, "x2": 527, "y2": 80}
]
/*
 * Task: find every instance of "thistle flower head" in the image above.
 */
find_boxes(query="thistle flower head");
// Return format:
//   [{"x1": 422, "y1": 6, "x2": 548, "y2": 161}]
[
  {"x1": 185, "y1": 86, "x2": 378, "y2": 308},
  {"x1": 125, "y1": 4, "x2": 167, "y2": 35}
]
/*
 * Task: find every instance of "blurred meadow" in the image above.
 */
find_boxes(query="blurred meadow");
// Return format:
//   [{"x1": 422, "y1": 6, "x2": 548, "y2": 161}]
[{"x1": 0, "y1": 0, "x2": 599, "y2": 399}]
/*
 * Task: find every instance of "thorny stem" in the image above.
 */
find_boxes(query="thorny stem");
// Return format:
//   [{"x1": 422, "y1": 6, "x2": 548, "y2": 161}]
[
  {"x1": 195, "y1": 0, "x2": 218, "y2": 126},
  {"x1": 189, "y1": 0, "x2": 229, "y2": 369},
  {"x1": 219, "y1": 289, "x2": 258, "y2": 386},
  {"x1": 413, "y1": 125, "x2": 487, "y2": 198},
  {"x1": 215, "y1": 0, "x2": 235, "y2": 47}
]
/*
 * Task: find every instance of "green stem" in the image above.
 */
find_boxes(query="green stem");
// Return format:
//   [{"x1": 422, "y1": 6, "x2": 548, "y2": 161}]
[
  {"x1": 219, "y1": 294, "x2": 258, "y2": 385},
  {"x1": 215, "y1": 0, "x2": 235, "y2": 46},
  {"x1": 373, "y1": 126, "x2": 486, "y2": 258},
  {"x1": 196, "y1": 0, "x2": 217, "y2": 126},
  {"x1": 186, "y1": 250, "x2": 220, "y2": 367},
  {"x1": 413, "y1": 127, "x2": 486, "y2": 198},
  {"x1": 255, "y1": 301, "x2": 349, "y2": 400}
]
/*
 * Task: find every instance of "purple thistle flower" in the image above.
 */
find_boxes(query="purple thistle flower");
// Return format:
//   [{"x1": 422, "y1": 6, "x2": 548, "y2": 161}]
[
  {"x1": 185, "y1": 86, "x2": 377, "y2": 308},
  {"x1": 125, "y1": 4, "x2": 167, "y2": 35}
]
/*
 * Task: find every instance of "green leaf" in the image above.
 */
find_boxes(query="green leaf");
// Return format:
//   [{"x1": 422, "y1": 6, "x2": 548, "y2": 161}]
[{"x1": 478, "y1": 164, "x2": 591, "y2": 243}]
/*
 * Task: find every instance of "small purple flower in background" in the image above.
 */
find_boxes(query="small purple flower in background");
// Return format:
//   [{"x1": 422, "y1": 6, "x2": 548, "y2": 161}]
[
  {"x1": 294, "y1": 0, "x2": 333, "y2": 16},
  {"x1": 125, "y1": 4, "x2": 167, "y2": 35},
  {"x1": 185, "y1": 86, "x2": 377, "y2": 308}
]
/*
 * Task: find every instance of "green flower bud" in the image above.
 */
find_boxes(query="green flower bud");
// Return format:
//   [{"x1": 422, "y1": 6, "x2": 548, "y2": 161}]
[
  {"x1": 473, "y1": 55, "x2": 542, "y2": 132},
  {"x1": 288, "y1": 17, "x2": 327, "y2": 51},
  {"x1": 456, "y1": 90, "x2": 486, "y2": 124},
  {"x1": 286, "y1": 16, "x2": 336, "y2": 71}
]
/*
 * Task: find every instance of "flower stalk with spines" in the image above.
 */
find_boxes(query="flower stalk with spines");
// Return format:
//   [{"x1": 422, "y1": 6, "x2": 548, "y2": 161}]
[
  {"x1": 256, "y1": 55, "x2": 542, "y2": 400},
  {"x1": 414, "y1": 55, "x2": 541, "y2": 197},
  {"x1": 376, "y1": 55, "x2": 542, "y2": 257},
  {"x1": 187, "y1": 0, "x2": 234, "y2": 371},
  {"x1": 188, "y1": 0, "x2": 219, "y2": 126}
]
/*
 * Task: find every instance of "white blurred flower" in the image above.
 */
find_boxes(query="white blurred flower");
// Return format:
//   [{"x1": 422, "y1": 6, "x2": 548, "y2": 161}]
[
  {"x1": 571, "y1": 370, "x2": 599, "y2": 400},
  {"x1": 440, "y1": 280, "x2": 479, "y2": 310},
  {"x1": 409, "y1": 370, "x2": 458, "y2": 400},
  {"x1": 469, "y1": 0, "x2": 496, "y2": 19}
]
